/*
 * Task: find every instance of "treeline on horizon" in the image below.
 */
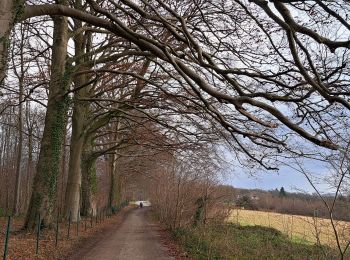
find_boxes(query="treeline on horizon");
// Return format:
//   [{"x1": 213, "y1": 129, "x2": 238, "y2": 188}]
[{"x1": 220, "y1": 185, "x2": 350, "y2": 221}]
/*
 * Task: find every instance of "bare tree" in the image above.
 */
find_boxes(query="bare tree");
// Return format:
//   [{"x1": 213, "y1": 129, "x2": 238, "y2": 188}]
[
  {"x1": 1, "y1": 0, "x2": 349, "y2": 233},
  {"x1": 14, "y1": 0, "x2": 348, "y2": 166},
  {"x1": 25, "y1": 0, "x2": 70, "y2": 228}
]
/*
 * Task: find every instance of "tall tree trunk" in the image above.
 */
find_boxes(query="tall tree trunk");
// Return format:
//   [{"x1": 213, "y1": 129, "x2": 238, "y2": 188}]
[
  {"x1": 0, "y1": 0, "x2": 14, "y2": 85},
  {"x1": 13, "y1": 23, "x2": 26, "y2": 215},
  {"x1": 64, "y1": 105, "x2": 85, "y2": 220},
  {"x1": 24, "y1": 11, "x2": 69, "y2": 229},
  {"x1": 25, "y1": 123, "x2": 33, "y2": 211},
  {"x1": 108, "y1": 120, "x2": 123, "y2": 208},
  {"x1": 24, "y1": 101, "x2": 34, "y2": 212},
  {"x1": 111, "y1": 158, "x2": 123, "y2": 206},
  {"x1": 3, "y1": 119, "x2": 12, "y2": 213},
  {"x1": 108, "y1": 153, "x2": 116, "y2": 208},
  {"x1": 64, "y1": 6, "x2": 90, "y2": 221},
  {"x1": 80, "y1": 148, "x2": 97, "y2": 216},
  {"x1": 108, "y1": 156, "x2": 123, "y2": 207},
  {"x1": 0, "y1": 0, "x2": 25, "y2": 84},
  {"x1": 13, "y1": 75, "x2": 23, "y2": 215},
  {"x1": 58, "y1": 124, "x2": 68, "y2": 213}
]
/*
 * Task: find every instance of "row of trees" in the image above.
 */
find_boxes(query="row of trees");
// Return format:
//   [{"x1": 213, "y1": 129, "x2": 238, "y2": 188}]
[
  {"x1": 0, "y1": 0, "x2": 349, "y2": 234},
  {"x1": 232, "y1": 187, "x2": 350, "y2": 221},
  {"x1": 1, "y1": 0, "x2": 228, "y2": 230}
]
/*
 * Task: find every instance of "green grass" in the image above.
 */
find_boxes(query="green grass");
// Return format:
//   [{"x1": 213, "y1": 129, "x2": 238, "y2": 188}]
[
  {"x1": 237, "y1": 219, "x2": 250, "y2": 226},
  {"x1": 290, "y1": 235, "x2": 313, "y2": 245},
  {"x1": 171, "y1": 223, "x2": 339, "y2": 260}
]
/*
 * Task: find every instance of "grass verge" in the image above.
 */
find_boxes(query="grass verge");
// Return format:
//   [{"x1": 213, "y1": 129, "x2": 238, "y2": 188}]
[{"x1": 171, "y1": 223, "x2": 339, "y2": 259}]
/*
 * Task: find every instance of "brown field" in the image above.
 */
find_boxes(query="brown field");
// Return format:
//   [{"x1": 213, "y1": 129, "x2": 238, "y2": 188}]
[{"x1": 229, "y1": 209, "x2": 350, "y2": 248}]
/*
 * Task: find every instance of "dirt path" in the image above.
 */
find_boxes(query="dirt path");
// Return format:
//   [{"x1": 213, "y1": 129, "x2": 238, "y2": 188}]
[{"x1": 67, "y1": 207, "x2": 175, "y2": 260}]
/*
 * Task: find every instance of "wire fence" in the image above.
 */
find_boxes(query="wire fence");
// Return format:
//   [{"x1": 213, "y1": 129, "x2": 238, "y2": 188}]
[{"x1": 1, "y1": 201, "x2": 129, "y2": 260}]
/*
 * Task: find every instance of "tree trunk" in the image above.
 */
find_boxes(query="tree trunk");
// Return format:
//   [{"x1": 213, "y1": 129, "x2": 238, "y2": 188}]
[
  {"x1": 108, "y1": 120, "x2": 123, "y2": 208},
  {"x1": 13, "y1": 23, "x2": 26, "y2": 215},
  {"x1": 24, "y1": 101, "x2": 34, "y2": 212},
  {"x1": 25, "y1": 122, "x2": 33, "y2": 211},
  {"x1": 13, "y1": 74, "x2": 23, "y2": 215},
  {"x1": 80, "y1": 149, "x2": 96, "y2": 216},
  {"x1": 64, "y1": 9, "x2": 90, "y2": 221},
  {"x1": 2, "y1": 117, "x2": 12, "y2": 213},
  {"x1": 115, "y1": 166, "x2": 123, "y2": 205},
  {"x1": 64, "y1": 107, "x2": 85, "y2": 220},
  {"x1": 0, "y1": 0, "x2": 14, "y2": 85},
  {"x1": 24, "y1": 13, "x2": 69, "y2": 229},
  {"x1": 57, "y1": 124, "x2": 68, "y2": 213},
  {"x1": 108, "y1": 154, "x2": 116, "y2": 208}
]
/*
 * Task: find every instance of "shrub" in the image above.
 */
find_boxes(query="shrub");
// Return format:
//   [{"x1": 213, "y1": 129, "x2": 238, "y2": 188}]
[{"x1": 171, "y1": 223, "x2": 337, "y2": 259}]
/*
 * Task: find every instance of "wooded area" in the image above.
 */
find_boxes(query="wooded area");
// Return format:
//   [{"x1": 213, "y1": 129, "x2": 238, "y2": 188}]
[{"x1": 0, "y1": 1, "x2": 349, "y2": 247}]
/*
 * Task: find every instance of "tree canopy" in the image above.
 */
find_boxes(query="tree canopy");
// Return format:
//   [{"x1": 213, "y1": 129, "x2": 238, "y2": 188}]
[
  {"x1": 15, "y1": 0, "x2": 349, "y2": 167},
  {"x1": 0, "y1": 0, "x2": 349, "y2": 229}
]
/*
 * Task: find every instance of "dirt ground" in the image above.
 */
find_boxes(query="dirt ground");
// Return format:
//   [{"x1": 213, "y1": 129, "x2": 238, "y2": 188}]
[
  {"x1": 67, "y1": 207, "x2": 176, "y2": 260},
  {"x1": 0, "y1": 207, "x2": 127, "y2": 259}
]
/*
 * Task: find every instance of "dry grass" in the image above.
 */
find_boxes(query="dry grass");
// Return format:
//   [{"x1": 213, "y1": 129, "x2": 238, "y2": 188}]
[{"x1": 229, "y1": 209, "x2": 350, "y2": 248}]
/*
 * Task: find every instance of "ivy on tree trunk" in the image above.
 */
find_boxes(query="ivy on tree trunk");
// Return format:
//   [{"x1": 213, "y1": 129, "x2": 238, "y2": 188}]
[{"x1": 24, "y1": 14, "x2": 70, "y2": 230}]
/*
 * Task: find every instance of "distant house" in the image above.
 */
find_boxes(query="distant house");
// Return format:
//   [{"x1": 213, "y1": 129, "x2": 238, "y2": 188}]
[
  {"x1": 236, "y1": 193, "x2": 259, "y2": 201},
  {"x1": 251, "y1": 194, "x2": 259, "y2": 200}
]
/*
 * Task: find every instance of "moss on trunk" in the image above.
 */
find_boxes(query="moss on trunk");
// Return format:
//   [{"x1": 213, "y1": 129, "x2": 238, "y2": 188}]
[
  {"x1": 24, "y1": 14, "x2": 70, "y2": 230},
  {"x1": 80, "y1": 150, "x2": 97, "y2": 216}
]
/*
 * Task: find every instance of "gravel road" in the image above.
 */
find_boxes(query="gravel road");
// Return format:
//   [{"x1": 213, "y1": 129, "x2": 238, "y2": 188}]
[{"x1": 67, "y1": 207, "x2": 175, "y2": 260}]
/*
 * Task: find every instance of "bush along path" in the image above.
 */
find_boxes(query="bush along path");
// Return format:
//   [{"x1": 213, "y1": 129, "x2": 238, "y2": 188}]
[
  {"x1": 171, "y1": 223, "x2": 341, "y2": 260},
  {"x1": 0, "y1": 202, "x2": 129, "y2": 260}
]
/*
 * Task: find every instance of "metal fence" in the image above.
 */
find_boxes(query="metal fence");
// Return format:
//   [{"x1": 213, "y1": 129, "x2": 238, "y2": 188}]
[{"x1": 1, "y1": 201, "x2": 129, "y2": 260}]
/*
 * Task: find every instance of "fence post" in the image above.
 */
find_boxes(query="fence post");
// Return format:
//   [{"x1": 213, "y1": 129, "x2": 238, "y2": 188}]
[
  {"x1": 3, "y1": 215, "x2": 11, "y2": 260},
  {"x1": 67, "y1": 210, "x2": 71, "y2": 239},
  {"x1": 95, "y1": 208, "x2": 98, "y2": 224},
  {"x1": 36, "y1": 214, "x2": 41, "y2": 255},
  {"x1": 76, "y1": 210, "x2": 79, "y2": 236},
  {"x1": 55, "y1": 211, "x2": 59, "y2": 247}
]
